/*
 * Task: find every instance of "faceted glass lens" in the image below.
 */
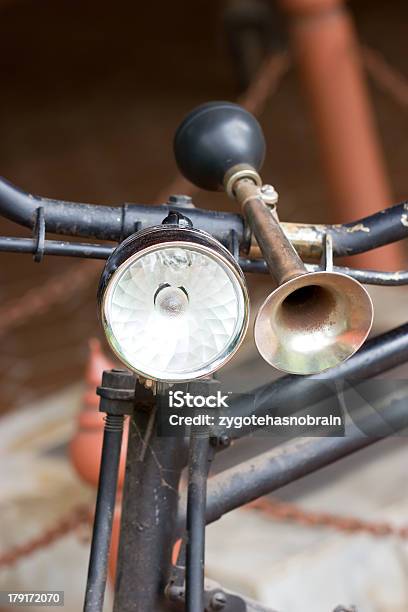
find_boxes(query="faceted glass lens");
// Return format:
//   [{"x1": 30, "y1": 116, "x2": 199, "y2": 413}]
[{"x1": 103, "y1": 244, "x2": 247, "y2": 381}]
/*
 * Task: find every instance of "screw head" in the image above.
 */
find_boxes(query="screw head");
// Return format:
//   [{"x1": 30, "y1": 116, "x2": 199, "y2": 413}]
[{"x1": 210, "y1": 591, "x2": 227, "y2": 610}]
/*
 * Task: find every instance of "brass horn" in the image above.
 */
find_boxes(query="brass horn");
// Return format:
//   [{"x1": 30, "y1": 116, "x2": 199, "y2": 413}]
[
  {"x1": 231, "y1": 176, "x2": 374, "y2": 374},
  {"x1": 174, "y1": 102, "x2": 374, "y2": 375}
]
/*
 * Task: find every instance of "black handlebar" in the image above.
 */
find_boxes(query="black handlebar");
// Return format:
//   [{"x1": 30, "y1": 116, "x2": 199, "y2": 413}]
[
  {"x1": 0, "y1": 177, "x2": 246, "y2": 246},
  {"x1": 0, "y1": 176, "x2": 407, "y2": 258}
]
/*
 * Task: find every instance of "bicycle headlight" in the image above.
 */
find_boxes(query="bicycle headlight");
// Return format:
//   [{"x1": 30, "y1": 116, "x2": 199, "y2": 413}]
[{"x1": 98, "y1": 221, "x2": 249, "y2": 382}]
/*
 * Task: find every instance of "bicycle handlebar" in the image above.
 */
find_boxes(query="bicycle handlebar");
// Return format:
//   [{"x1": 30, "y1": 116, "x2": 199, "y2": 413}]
[
  {"x1": 0, "y1": 177, "x2": 245, "y2": 245},
  {"x1": 0, "y1": 176, "x2": 407, "y2": 258}
]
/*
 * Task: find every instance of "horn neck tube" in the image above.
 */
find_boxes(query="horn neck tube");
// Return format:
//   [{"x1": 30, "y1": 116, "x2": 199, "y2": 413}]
[{"x1": 233, "y1": 178, "x2": 306, "y2": 285}]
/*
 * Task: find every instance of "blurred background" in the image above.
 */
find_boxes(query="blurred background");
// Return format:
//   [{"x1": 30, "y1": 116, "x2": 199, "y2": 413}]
[{"x1": 0, "y1": 0, "x2": 408, "y2": 610}]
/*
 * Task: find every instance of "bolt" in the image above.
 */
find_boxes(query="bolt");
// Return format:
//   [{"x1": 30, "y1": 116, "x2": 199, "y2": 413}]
[
  {"x1": 218, "y1": 434, "x2": 231, "y2": 448},
  {"x1": 210, "y1": 591, "x2": 227, "y2": 610},
  {"x1": 211, "y1": 433, "x2": 231, "y2": 449},
  {"x1": 260, "y1": 184, "x2": 279, "y2": 205},
  {"x1": 165, "y1": 584, "x2": 185, "y2": 603},
  {"x1": 168, "y1": 194, "x2": 195, "y2": 208},
  {"x1": 260, "y1": 184, "x2": 273, "y2": 193}
]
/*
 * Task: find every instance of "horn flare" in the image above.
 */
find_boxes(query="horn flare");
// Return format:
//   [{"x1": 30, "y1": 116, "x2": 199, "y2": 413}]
[{"x1": 254, "y1": 271, "x2": 373, "y2": 375}]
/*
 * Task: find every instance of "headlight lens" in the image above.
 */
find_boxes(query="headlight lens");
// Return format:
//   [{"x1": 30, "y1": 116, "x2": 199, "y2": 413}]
[{"x1": 99, "y1": 227, "x2": 249, "y2": 382}]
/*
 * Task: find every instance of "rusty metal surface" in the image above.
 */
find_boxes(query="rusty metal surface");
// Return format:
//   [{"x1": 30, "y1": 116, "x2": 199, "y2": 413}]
[
  {"x1": 250, "y1": 207, "x2": 408, "y2": 261},
  {"x1": 250, "y1": 222, "x2": 326, "y2": 261},
  {"x1": 236, "y1": 180, "x2": 307, "y2": 283}
]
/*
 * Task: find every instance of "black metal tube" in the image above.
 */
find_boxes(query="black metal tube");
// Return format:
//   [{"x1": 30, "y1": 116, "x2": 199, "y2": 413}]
[
  {"x1": 83, "y1": 414, "x2": 124, "y2": 612},
  {"x1": 0, "y1": 236, "x2": 113, "y2": 259},
  {"x1": 113, "y1": 398, "x2": 187, "y2": 612},
  {"x1": 331, "y1": 265, "x2": 408, "y2": 286},
  {"x1": 0, "y1": 177, "x2": 407, "y2": 255},
  {"x1": 334, "y1": 202, "x2": 408, "y2": 256},
  {"x1": 0, "y1": 178, "x2": 41, "y2": 228},
  {"x1": 0, "y1": 177, "x2": 246, "y2": 246},
  {"x1": 225, "y1": 322, "x2": 408, "y2": 440},
  {"x1": 185, "y1": 434, "x2": 210, "y2": 612},
  {"x1": 177, "y1": 388, "x2": 408, "y2": 532}
]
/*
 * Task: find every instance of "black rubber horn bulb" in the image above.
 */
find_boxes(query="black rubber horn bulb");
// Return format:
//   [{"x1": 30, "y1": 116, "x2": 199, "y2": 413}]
[{"x1": 174, "y1": 101, "x2": 266, "y2": 191}]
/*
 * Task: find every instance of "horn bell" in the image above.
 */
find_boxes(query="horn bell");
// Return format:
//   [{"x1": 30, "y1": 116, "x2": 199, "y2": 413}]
[{"x1": 254, "y1": 271, "x2": 374, "y2": 375}]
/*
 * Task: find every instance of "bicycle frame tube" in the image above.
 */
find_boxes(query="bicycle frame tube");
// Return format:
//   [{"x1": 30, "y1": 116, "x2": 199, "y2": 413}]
[
  {"x1": 113, "y1": 391, "x2": 187, "y2": 612},
  {"x1": 177, "y1": 386, "x2": 408, "y2": 531}
]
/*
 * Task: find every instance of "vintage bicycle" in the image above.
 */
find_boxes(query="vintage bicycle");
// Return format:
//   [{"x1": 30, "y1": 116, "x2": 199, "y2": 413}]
[{"x1": 0, "y1": 102, "x2": 407, "y2": 611}]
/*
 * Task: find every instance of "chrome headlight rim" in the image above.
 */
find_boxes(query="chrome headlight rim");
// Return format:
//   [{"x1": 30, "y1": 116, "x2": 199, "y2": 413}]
[{"x1": 98, "y1": 225, "x2": 249, "y2": 382}]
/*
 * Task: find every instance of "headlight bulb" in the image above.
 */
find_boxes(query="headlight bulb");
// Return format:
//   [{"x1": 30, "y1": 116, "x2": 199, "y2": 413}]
[{"x1": 154, "y1": 284, "x2": 189, "y2": 318}]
